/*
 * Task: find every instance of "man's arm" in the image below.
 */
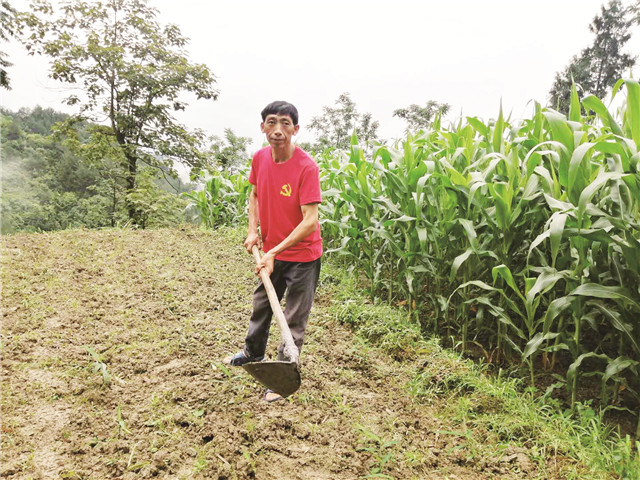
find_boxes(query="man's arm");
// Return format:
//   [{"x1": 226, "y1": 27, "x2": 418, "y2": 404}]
[
  {"x1": 243, "y1": 185, "x2": 261, "y2": 252},
  {"x1": 256, "y1": 203, "x2": 319, "y2": 275}
]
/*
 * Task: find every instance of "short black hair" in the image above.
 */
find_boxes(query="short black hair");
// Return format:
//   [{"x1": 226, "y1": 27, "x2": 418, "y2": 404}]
[{"x1": 261, "y1": 101, "x2": 299, "y2": 126}]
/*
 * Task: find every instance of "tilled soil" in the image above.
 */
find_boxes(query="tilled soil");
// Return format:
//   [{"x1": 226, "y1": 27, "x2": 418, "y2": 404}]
[{"x1": 1, "y1": 227, "x2": 553, "y2": 479}]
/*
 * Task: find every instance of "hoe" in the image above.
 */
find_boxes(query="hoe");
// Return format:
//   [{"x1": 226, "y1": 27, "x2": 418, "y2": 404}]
[{"x1": 241, "y1": 246, "x2": 301, "y2": 397}]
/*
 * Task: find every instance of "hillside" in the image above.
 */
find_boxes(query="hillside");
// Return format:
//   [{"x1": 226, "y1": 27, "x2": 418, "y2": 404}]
[{"x1": 0, "y1": 227, "x2": 628, "y2": 479}]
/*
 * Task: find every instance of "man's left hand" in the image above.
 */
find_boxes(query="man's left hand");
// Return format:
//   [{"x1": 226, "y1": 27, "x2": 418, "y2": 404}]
[{"x1": 255, "y1": 251, "x2": 275, "y2": 276}]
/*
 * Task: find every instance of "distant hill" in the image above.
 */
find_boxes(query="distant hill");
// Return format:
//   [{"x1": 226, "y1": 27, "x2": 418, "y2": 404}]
[{"x1": 1, "y1": 106, "x2": 196, "y2": 233}]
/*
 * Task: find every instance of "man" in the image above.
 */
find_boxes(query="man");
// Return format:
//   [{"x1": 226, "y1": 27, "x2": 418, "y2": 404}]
[{"x1": 224, "y1": 101, "x2": 322, "y2": 403}]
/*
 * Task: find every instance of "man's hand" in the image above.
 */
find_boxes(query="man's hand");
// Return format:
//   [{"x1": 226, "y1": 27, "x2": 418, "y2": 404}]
[
  {"x1": 255, "y1": 250, "x2": 275, "y2": 276},
  {"x1": 244, "y1": 232, "x2": 262, "y2": 253}
]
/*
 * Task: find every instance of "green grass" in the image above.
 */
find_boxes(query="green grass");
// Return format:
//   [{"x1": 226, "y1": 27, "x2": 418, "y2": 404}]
[{"x1": 322, "y1": 258, "x2": 640, "y2": 480}]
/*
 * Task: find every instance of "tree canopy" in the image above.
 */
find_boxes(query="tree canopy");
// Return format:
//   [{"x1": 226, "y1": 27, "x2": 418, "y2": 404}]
[
  {"x1": 208, "y1": 129, "x2": 252, "y2": 173},
  {"x1": 393, "y1": 100, "x2": 450, "y2": 132},
  {"x1": 307, "y1": 93, "x2": 379, "y2": 151},
  {"x1": 1, "y1": 106, "x2": 194, "y2": 232},
  {"x1": 1, "y1": 1, "x2": 18, "y2": 88},
  {"x1": 22, "y1": 0, "x2": 219, "y2": 224},
  {"x1": 549, "y1": 0, "x2": 636, "y2": 112}
]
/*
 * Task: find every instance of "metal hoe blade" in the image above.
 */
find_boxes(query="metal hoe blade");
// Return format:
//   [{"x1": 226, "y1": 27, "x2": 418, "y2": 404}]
[{"x1": 242, "y1": 361, "x2": 301, "y2": 398}]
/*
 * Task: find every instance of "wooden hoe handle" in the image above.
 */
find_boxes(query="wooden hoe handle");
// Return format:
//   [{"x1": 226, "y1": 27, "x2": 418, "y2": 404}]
[{"x1": 251, "y1": 246, "x2": 299, "y2": 364}]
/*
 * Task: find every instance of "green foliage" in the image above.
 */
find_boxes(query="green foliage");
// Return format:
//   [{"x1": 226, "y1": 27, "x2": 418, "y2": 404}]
[
  {"x1": 549, "y1": 0, "x2": 636, "y2": 112},
  {"x1": 325, "y1": 261, "x2": 640, "y2": 479},
  {"x1": 83, "y1": 345, "x2": 111, "y2": 386},
  {"x1": 393, "y1": 100, "x2": 450, "y2": 132},
  {"x1": 630, "y1": 0, "x2": 640, "y2": 25},
  {"x1": 1, "y1": 109, "x2": 112, "y2": 232},
  {"x1": 22, "y1": 0, "x2": 219, "y2": 224},
  {"x1": 308, "y1": 92, "x2": 379, "y2": 151},
  {"x1": 356, "y1": 424, "x2": 398, "y2": 479},
  {"x1": 1, "y1": 107, "x2": 192, "y2": 232},
  {"x1": 125, "y1": 169, "x2": 189, "y2": 229},
  {"x1": 0, "y1": 1, "x2": 17, "y2": 88},
  {"x1": 182, "y1": 168, "x2": 251, "y2": 229},
  {"x1": 207, "y1": 128, "x2": 252, "y2": 172},
  {"x1": 3, "y1": 105, "x2": 71, "y2": 135},
  {"x1": 321, "y1": 80, "x2": 640, "y2": 421},
  {"x1": 204, "y1": 80, "x2": 640, "y2": 432}
]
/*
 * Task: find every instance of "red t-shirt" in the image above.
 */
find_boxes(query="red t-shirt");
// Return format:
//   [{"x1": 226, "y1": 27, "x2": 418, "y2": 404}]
[{"x1": 248, "y1": 146, "x2": 323, "y2": 262}]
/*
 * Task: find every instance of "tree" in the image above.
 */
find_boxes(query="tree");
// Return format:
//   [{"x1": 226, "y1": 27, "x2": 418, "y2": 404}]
[
  {"x1": 393, "y1": 100, "x2": 450, "y2": 131},
  {"x1": 549, "y1": 0, "x2": 636, "y2": 112},
  {"x1": 1, "y1": 1, "x2": 18, "y2": 88},
  {"x1": 13, "y1": 105, "x2": 71, "y2": 135},
  {"x1": 23, "y1": 0, "x2": 218, "y2": 225},
  {"x1": 207, "y1": 128, "x2": 252, "y2": 173},
  {"x1": 1, "y1": 106, "x2": 193, "y2": 232},
  {"x1": 307, "y1": 92, "x2": 379, "y2": 151},
  {"x1": 628, "y1": 0, "x2": 640, "y2": 25},
  {"x1": 1, "y1": 108, "x2": 114, "y2": 232}
]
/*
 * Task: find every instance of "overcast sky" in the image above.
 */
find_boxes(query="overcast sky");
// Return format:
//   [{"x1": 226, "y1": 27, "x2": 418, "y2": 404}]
[{"x1": 2, "y1": 0, "x2": 639, "y2": 150}]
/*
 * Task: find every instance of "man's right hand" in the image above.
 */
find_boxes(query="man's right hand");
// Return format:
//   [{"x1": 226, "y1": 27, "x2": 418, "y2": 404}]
[{"x1": 244, "y1": 232, "x2": 262, "y2": 253}]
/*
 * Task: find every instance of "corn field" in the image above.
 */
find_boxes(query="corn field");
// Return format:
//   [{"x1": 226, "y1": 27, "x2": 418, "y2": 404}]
[
  {"x1": 188, "y1": 80, "x2": 640, "y2": 434},
  {"x1": 183, "y1": 171, "x2": 251, "y2": 228}
]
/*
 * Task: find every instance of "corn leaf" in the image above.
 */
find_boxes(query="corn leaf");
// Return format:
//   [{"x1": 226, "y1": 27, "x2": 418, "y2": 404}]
[
  {"x1": 624, "y1": 79, "x2": 640, "y2": 147},
  {"x1": 571, "y1": 284, "x2": 640, "y2": 312},
  {"x1": 582, "y1": 95, "x2": 624, "y2": 137},
  {"x1": 569, "y1": 81, "x2": 581, "y2": 122},
  {"x1": 603, "y1": 356, "x2": 639, "y2": 384},
  {"x1": 523, "y1": 332, "x2": 561, "y2": 360}
]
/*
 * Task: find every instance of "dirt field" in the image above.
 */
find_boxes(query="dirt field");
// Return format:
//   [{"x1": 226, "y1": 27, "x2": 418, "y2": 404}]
[{"x1": 1, "y1": 227, "x2": 580, "y2": 479}]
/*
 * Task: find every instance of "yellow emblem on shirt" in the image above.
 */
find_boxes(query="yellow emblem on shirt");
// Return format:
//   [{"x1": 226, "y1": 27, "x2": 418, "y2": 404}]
[{"x1": 280, "y1": 184, "x2": 292, "y2": 197}]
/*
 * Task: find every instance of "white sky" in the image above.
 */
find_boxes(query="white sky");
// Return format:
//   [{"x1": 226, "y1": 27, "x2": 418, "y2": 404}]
[{"x1": 2, "y1": 0, "x2": 639, "y2": 150}]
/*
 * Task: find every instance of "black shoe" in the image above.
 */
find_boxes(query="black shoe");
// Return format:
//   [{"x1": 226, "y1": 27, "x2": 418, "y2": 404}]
[{"x1": 223, "y1": 351, "x2": 264, "y2": 366}]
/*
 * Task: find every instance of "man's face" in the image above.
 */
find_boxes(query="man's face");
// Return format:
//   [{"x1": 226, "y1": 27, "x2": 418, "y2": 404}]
[{"x1": 261, "y1": 114, "x2": 299, "y2": 147}]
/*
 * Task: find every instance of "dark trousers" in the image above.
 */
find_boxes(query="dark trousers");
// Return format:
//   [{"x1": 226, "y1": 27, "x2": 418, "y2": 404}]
[{"x1": 244, "y1": 257, "x2": 321, "y2": 361}]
